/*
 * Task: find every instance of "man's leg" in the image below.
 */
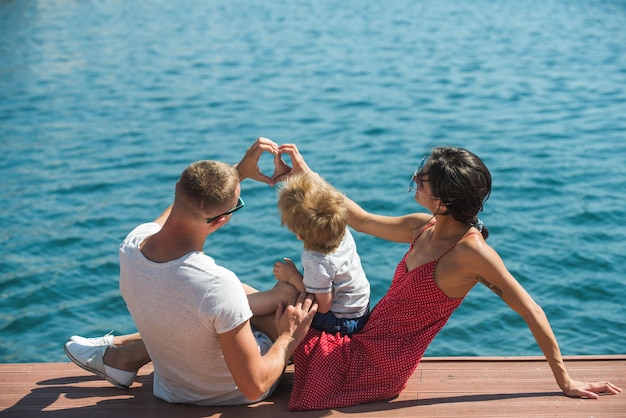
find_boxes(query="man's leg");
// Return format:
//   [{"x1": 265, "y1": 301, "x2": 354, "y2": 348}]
[
  {"x1": 245, "y1": 281, "x2": 298, "y2": 317},
  {"x1": 65, "y1": 332, "x2": 150, "y2": 389},
  {"x1": 103, "y1": 337, "x2": 151, "y2": 372},
  {"x1": 69, "y1": 331, "x2": 143, "y2": 348},
  {"x1": 110, "y1": 332, "x2": 143, "y2": 347},
  {"x1": 244, "y1": 281, "x2": 299, "y2": 340}
]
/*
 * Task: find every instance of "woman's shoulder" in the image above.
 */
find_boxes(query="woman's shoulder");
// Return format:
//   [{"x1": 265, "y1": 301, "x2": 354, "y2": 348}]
[
  {"x1": 452, "y1": 231, "x2": 506, "y2": 274},
  {"x1": 436, "y1": 232, "x2": 503, "y2": 296},
  {"x1": 455, "y1": 230, "x2": 493, "y2": 254}
]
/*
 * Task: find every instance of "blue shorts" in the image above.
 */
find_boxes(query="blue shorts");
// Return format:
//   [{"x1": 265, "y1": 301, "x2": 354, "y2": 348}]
[
  {"x1": 312, "y1": 310, "x2": 369, "y2": 336},
  {"x1": 248, "y1": 329, "x2": 280, "y2": 403}
]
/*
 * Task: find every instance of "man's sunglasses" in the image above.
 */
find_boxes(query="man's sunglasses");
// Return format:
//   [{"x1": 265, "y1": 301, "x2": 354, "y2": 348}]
[{"x1": 206, "y1": 196, "x2": 245, "y2": 224}]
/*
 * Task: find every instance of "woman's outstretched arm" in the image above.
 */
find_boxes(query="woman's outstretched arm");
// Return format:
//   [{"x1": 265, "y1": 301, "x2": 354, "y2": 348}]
[
  {"x1": 345, "y1": 197, "x2": 432, "y2": 244},
  {"x1": 278, "y1": 143, "x2": 431, "y2": 244},
  {"x1": 468, "y1": 242, "x2": 622, "y2": 398}
]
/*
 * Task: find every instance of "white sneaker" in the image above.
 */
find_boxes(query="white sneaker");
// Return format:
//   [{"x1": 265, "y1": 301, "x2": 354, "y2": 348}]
[
  {"x1": 64, "y1": 340, "x2": 136, "y2": 389},
  {"x1": 69, "y1": 332, "x2": 115, "y2": 347}
]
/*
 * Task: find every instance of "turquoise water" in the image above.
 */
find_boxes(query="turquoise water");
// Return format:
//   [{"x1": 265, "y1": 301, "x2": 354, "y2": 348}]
[{"x1": 1, "y1": 0, "x2": 625, "y2": 363}]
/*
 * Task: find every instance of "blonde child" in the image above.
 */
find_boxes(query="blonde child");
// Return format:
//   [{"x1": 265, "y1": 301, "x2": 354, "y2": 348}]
[{"x1": 273, "y1": 172, "x2": 370, "y2": 336}]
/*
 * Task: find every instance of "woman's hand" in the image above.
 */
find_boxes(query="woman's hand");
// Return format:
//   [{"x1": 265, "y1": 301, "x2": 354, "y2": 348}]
[
  {"x1": 275, "y1": 143, "x2": 313, "y2": 183},
  {"x1": 562, "y1": 379, "x2": 622, "y2": 399},
  {"x1": 272, "y1": 153, "x2": 292, "y2": 185}
]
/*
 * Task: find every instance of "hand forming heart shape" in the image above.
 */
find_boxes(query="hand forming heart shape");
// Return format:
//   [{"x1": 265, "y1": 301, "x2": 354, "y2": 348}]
[
  {"x1": 270, "y1": 154, "x2": 292, "y2": 184},
  {"x1": 238, "y1": 138, "x2": 295, "y2": 186}
]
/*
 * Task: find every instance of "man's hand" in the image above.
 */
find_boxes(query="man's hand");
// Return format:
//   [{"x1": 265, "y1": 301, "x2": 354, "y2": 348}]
[
  {"x1": 275, "y1": 293, "x2": 317, "y2": 345},
  {"x1": 235, "y1": 137, "x2": 279, "y2": 184}
]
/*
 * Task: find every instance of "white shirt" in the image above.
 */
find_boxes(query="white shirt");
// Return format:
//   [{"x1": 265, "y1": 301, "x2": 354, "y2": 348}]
[
  {"x1": 119, "y1": 223, "x2": 253, "y2": 405},
  {"x1": 301, "y1": 228, "x2": 370, "y2": 318}
]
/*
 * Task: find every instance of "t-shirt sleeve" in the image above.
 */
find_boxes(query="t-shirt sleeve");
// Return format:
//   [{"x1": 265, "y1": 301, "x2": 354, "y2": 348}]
[
  {"x1": 201, "y1": 270, "x2": 253, "y2": 335},
  {"x1": 302, "y1": 256, "x2": 335, "y2": 294}
]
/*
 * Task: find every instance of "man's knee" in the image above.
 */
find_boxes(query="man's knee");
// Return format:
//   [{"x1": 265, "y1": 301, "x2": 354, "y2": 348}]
[{"x1": 274, "y1": 281, "x2": 299, "y2": 305}]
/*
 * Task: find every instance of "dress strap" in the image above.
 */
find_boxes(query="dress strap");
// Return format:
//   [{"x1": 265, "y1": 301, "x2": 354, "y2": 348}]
[
  {"x1": 435, "y1": 230, "x2": 482, "y2": 262},
  {"x1": 410, "y1": 220, "x2": 436, "y2": 247}
]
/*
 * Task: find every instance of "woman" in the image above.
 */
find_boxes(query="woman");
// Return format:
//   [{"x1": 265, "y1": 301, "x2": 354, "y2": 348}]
[{"x1": 277, "y1": 144, "x2": 621, "y2": 411}]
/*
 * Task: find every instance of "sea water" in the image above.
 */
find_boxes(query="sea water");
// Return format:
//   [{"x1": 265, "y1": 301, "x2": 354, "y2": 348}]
[{"x1": 1, "y1": 0, "x2": 625, "y2": 363}]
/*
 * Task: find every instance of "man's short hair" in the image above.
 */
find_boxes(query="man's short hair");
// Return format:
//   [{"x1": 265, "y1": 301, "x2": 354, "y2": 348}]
[{"x1": 176, "y1": 161, "x2": 239, "y2": 219}]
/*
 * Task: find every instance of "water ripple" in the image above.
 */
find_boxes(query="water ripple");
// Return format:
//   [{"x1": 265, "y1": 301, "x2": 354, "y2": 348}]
[{"x1": 1, "y1": 0, "x2": 625, "y2": 362}]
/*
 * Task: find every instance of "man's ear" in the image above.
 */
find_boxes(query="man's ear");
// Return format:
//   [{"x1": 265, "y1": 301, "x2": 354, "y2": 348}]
[{"x1": 206, "y1": 215, "x2": 228, "y2": 231}]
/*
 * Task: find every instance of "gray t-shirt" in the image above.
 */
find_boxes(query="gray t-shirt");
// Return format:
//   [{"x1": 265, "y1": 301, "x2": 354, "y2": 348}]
[
  {"x1": 119, "y1": 223, "x2": 254, "y2": 405},
  {"x1": 301, "y1": 228, "x2": 370, "y2": 319}
]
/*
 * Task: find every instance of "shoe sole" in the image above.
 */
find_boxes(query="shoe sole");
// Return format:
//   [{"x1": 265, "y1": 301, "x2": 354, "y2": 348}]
[{"x1": 64, "y1": 343, "x2": 132, "y2": 389}]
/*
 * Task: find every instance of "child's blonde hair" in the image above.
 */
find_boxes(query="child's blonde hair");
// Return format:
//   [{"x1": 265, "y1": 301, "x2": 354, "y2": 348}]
[{"x1": 277, "y1": 172, "x2": 348, "y2": 254}]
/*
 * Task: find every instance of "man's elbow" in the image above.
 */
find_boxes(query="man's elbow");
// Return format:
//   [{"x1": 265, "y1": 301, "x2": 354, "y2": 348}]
[{"x1": 238, "y1": 381, "x2": 268, "y2": 402}]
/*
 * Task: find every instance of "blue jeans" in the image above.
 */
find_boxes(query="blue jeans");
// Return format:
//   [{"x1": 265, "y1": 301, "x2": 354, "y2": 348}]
[{"x1": 312, "y1": 310, "x2": 369, "y2": 336}]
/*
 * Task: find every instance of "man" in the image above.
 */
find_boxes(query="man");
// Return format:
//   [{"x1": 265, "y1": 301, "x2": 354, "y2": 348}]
[{"x1": 65, "y1": 138, "x2": 317, "y2": 405}]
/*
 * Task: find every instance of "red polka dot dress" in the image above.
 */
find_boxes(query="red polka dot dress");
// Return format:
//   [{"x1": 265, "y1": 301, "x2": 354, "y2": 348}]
[{"x1": 289, "y1": 223, "x2": 473, "y2": 411}]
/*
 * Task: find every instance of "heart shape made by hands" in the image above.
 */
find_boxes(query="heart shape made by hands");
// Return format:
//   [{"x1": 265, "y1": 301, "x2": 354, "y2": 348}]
[
  {"x1": 253, "y1": 149, "x2": 293, "y2": 185},
  {"x1": 270, "y1": 153, "x2": 292, "y2": 184}
]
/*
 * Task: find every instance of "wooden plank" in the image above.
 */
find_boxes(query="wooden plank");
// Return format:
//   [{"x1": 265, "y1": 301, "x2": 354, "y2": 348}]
[{"x1": 0, "y1": 356, "x2": 624, "y2": 417}]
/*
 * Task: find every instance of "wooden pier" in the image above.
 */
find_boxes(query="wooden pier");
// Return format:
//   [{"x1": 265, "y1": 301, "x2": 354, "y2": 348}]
[{"x1": 1, "y1": 356, "x2": 624, "y2": 417}]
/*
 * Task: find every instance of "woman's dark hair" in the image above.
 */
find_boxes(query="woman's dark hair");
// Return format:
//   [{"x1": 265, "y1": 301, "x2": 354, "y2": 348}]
[{"x1": 426, "y1": 146, "x2": 491, "y2": 239}]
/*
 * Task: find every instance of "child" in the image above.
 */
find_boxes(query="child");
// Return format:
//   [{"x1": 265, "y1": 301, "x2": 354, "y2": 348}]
[{"x1": 273, "y1": 172, "x2": 370, "y2": 336}]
